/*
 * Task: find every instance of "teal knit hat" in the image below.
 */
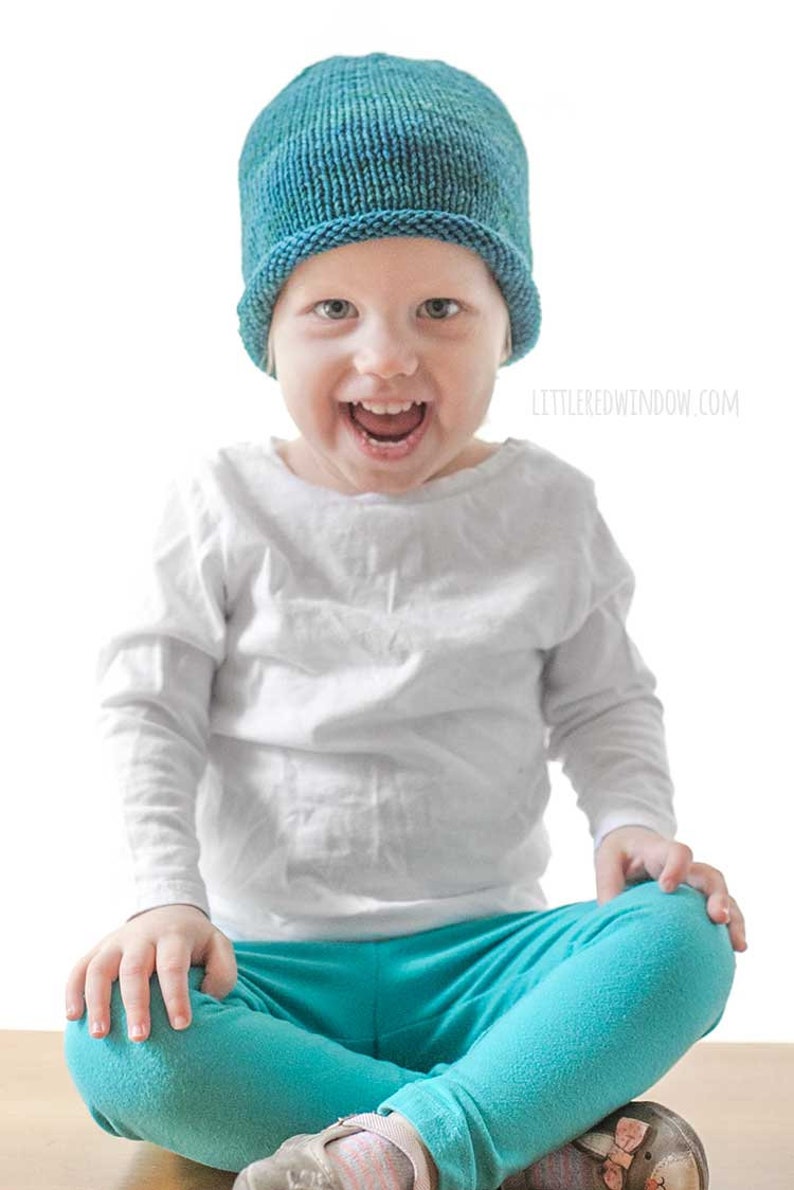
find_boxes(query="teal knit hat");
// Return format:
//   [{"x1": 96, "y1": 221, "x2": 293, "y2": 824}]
[{"x1": 237, "y1": 52, "x2": 541, "y2": 374}]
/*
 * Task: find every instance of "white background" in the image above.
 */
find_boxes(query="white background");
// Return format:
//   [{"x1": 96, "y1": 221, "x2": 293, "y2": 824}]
[{"x1": 1, "y1": 2, "x2": 790, "y2": 1039}]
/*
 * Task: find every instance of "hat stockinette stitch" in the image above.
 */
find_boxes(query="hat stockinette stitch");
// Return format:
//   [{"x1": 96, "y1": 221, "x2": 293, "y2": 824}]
[{"x1": 237, "y1": 52, "x2": 541, "y2": 375}]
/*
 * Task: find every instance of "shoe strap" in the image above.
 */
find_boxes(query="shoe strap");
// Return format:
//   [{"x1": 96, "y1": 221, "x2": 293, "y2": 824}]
[{"x1": 335, "y1": 1112, "x2": 435, "y2": 1190}]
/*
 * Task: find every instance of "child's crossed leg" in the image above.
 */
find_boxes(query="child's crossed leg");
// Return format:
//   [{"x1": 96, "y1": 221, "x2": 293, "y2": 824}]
[{"x1": 64, "y1": 879, "x2": 734, "y2": 1189}]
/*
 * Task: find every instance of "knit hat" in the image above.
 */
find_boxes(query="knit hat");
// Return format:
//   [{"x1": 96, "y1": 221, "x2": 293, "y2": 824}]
[{"x1": 237, "y1": 51, "x2": 541, "y2": 375}]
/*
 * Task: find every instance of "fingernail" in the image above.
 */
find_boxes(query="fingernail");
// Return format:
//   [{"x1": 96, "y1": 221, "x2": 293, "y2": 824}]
[
  {"x1": 90, "y1": 1021, "x2": 105, "y2": 1036},
  {"x1": 174, "y1": 1015, "x2": 189, "y2": 1029},
  {"x1": 130, "y1": 1024, "x2": 145, "y2": 1039}
]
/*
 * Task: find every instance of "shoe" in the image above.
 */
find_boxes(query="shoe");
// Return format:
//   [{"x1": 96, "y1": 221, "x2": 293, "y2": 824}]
[
  {"x1": 233, "y1": 1117, "x2": 366, "y2": 1190},
  {"x1": 570, "y1": 1099, "x2": 709, "y2": 1190}
]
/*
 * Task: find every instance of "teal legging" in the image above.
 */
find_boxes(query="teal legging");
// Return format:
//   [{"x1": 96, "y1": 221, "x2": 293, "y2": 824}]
[{"x1": 64, "y1": 881, "x2": 735, "y2": 1189}]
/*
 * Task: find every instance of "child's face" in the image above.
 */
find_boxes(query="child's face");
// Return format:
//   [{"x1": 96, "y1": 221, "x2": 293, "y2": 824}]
[{"x1": 268, "y1": 237, "x2": 511, "y2": 495}]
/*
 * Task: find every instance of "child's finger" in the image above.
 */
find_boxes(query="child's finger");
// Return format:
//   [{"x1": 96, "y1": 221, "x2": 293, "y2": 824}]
[
  {"x1": 700, "y1": 885, "x2": 748, "y2": 950},
  {"x1": 705, "y1": 891, "x2": 731, "y2": 924},
  {"x1": 715, "y1": 894, "x2": 748, "y2": 951},
  {"x1": 658, "y1": 841, "x2": 694, "y2": 890},
  {"x1": 155, "y1": 939, "x2": 193, "y2": 1031},
  {"x1": 118, "y1": 944, "x2": 155, "y2": 1042},
  {"x1": 64, "y1": 954, "x2": 91, "y2": 1020},
  {"x1": 83, "y1": 947, "x2": 122, "y2": 1039},
  {"x1": 199, "y1": 931, "x2": 238, "y2": 1001}
]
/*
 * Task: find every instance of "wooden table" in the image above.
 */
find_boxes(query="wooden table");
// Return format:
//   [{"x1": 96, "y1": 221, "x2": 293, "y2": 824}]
[{"x1": 3, "y1": 1032, "x2": 791, "y2": 1189}]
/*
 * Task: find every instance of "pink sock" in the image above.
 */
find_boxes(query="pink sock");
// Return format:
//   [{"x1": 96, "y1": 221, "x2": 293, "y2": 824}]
[{"x1": 324, "y1": 1112, "x2": 435, "y2": 1190}]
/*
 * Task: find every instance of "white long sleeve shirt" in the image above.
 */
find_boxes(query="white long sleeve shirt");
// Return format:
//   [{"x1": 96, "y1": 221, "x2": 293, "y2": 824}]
[{"x1": 96, "y1": 435, "x2": 677, "y2": 941}]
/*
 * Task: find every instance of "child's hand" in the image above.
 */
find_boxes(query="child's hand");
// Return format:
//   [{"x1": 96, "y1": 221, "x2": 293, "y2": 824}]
[
  {"x1": 594, "y1": 825, "x2": 748, "y2": 953},
  {"x1": 64, "y1": 903, "x2": 238, "y2": 1042}
]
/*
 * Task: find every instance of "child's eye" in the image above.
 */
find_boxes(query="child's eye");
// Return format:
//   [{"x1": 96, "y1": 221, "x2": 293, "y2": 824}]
[
  {"x1": 314, "y1": 299, "x2": 353, "y2": 320},
  {"x1": 421, "y1": 298, "x2": 460, "y2": 320}
]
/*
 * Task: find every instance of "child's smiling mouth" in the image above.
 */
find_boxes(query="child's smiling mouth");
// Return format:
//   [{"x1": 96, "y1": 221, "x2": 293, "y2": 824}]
[
  {"x1": 342, "y1": 399, "x2": 431, "y2": 458},
  {"x1": 344, "y1": 400, "x2": 428, "y2": 443}
]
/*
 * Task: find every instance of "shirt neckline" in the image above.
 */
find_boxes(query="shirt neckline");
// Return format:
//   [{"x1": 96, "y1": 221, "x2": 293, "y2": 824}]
[{"x1": 265, "y1": 435, "x2": 523, "y2": 505}]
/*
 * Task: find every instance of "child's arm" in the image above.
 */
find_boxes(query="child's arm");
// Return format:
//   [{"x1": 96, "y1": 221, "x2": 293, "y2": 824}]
[
  {"x1": 540, "y1": 490, "x2": 747, "y2": 952},
  {"x1": 540, "y1": 500, "x2": 676, "y2": 851},
  {"x1": 94, "y1": 462, "x2": 227, "y2": 922},
  {"x1": 66, "y1": 460, "x2": 233, "y2": 1036}
]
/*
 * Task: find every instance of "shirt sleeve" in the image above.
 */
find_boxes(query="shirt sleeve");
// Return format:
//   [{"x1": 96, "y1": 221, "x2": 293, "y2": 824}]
[
  {"x1": 95, "y1": 460, "x2": 227, "y2": 921},
  {"x1": 540, "y1": 482, "x2": 677, "y2": 851}
]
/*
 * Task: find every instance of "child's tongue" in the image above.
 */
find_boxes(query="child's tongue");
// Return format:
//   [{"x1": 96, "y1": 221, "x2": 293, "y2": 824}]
[{"x1": 350, "y1": 402, "x2": 425, "y2": 439}]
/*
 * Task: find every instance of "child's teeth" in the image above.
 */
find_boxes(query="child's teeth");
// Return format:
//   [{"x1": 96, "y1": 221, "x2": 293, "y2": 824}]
[
  {"x1": 357, "y1": 400, "x2": 419, "y2": 414},
  {"x1": 362, "y1": 433, "x2": 407, "y2": 447}
]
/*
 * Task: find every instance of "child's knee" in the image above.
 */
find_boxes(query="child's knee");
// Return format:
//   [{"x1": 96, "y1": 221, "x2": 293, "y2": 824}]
[
  {"x1": 625, "y1": 880, "x2": 736, "y2": 1029},
  {"x1": 645, "y1": 880, "x2": 734, "y2": 961},
  {"x1": 63, "y1": 965, "x2": 213, "y2": 1136}
]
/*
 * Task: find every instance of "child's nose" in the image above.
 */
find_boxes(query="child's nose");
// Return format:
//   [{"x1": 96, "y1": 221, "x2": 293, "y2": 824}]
[{"x1": 352, "y1": 319, "x2": 419, "y2": 379}]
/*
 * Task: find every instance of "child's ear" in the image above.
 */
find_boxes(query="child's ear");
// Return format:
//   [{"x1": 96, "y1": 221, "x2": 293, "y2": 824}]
[{"x1": 501, "y1": 325, "x2": 512, "y2": 365}]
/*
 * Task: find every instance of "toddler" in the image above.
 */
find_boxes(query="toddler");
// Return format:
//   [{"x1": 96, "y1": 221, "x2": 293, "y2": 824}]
[{"x1": 64, "y1": 52, "x2": 746, "y2": 1190}]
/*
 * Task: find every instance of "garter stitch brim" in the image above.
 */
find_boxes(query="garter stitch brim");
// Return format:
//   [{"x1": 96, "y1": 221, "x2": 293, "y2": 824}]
[{"x1": 237, "y1": 52, "x2": 541, "y2": 374}]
